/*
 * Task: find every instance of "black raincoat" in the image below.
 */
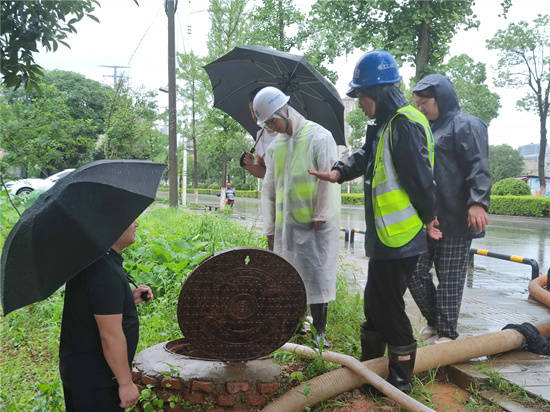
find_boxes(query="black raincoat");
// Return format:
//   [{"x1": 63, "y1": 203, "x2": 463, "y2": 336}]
[
  {"x1": 333, "y1": 85, "x2": 437, "y2": 260},
  {"x1": 413, "y1": 74, "x2": 491, "y2": 238}
]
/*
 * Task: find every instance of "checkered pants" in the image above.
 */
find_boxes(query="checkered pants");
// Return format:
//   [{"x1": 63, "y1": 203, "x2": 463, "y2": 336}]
[{"x1": 407, "y1": 236, "x2": 472, "y2": 339}]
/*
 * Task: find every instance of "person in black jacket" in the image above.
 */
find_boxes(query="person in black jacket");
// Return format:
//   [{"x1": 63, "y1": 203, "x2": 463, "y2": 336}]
[
  {"x1": 408, "y1": 74, "x2": 491, "y2": 344},
  {"x1": 310, "y1": 50, "x2": 440, "y2": 392}
]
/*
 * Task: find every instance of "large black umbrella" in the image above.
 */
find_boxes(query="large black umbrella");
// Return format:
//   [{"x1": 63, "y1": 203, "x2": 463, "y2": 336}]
[
  {"x1": 0, "y1": 159, "x2": 165, "y2": 315},
  {"x1": 204, "y1": 45, "x2": 346, "y2": 146}
]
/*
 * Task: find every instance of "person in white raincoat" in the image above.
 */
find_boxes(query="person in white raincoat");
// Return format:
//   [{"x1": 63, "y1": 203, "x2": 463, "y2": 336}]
[{"x1": 253, "y1": 86, "x2": 340, "y2": 348}]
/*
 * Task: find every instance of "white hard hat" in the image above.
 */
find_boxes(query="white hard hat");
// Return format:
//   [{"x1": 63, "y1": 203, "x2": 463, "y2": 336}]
[{"x1": 252, "y1": 86, "x2": 290, "y2": 128}]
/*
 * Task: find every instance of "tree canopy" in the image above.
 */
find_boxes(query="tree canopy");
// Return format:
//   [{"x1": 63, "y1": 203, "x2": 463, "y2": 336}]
[
  {"x1": 0, "y1": 0, "x2": 99, "y2": 91},
  {"x1": 440, "y1": 54, "x2": 500, "y2": 125},
  {"x1": 489, "y1": 144, "x2": 524, "y2": 183},
  {"x1": 487, "y1": 14, "x2": 549, "y2": 195},
  {"x1": 306, "y1": 0, "x2": 478, "y2": 82}
]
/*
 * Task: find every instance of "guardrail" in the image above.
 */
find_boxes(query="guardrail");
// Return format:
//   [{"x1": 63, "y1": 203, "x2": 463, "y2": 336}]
[
  {"x1": 339, "y1": 227, "x2": 349, "y2": 245},
  {"x1": 350, "y1": 228, "x2": 366, "y2": 246},
  {"x1": 469, "y1": 248, "x2": 540, "y2": 280}
]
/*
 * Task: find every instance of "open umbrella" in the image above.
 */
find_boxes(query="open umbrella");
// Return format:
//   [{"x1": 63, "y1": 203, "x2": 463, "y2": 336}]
[
  {"x1": 204, "y1": 45, "x2": 346, "y2": 146},
  {"x1": 0, "y1": 159, "x2": 165, "y2": 315}
]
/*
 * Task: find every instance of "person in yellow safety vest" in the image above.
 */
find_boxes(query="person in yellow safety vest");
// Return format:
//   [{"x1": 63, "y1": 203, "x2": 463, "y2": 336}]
[
  {"x1": 254, "y1": 86, "x2": 340, "y2": 349},
  {"x1": 309, "y1": 50, "x2": 441, "y2": 393}
]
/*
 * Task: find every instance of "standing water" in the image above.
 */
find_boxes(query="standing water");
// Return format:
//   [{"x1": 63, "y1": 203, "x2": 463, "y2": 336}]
[{"x1": 192, "y1": 194, "x2": 549, "y2": 299}]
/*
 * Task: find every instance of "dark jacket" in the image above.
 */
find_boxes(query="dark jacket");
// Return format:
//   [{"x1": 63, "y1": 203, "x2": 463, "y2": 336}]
[
  {"x1": 333, "y1": 85, "x2": 437, "y2": 260},
  {"x1": 413, "y1": 74, "x2": 491, "y2": 238}
]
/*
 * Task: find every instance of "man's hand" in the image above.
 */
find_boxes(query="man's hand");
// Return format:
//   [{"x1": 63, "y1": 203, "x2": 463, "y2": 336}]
[
  {"x1": 118, "y1": 381, "x2": 140, "y2": 408},
  {"x1": 468, "y1": 204, "x2": 488, "y2": 232},
  {"x1": 242, "y1": 152, "x2": 255, "y2": 168},
  {"x1": 308, "y1": 169, "x2": 341, "y2": 183},
  {"x1": 426, "y1": 217, "x2": 442, "y2": 240},
  {"x1": 312, "y1": 221, "x2": 325, "y2": 230},
  {"x1": 132, "y1": 285, "x2": 153, "y2": 304}
]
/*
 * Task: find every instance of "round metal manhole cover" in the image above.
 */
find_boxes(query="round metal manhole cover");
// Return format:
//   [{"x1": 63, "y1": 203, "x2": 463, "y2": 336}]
[{"x1": 177, "y1": 248, "x2": 306, "y2": 361}]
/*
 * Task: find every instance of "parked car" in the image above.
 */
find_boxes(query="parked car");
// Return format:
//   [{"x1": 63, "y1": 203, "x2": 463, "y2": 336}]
[{"x1": 4, "y1": 169, "x2": 75, "y2": 196}]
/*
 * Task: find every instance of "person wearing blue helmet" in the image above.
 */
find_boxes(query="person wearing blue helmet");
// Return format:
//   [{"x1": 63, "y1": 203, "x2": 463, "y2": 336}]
[{"x1": 310, "y1": 50, "x2": 440, "y2": 393}]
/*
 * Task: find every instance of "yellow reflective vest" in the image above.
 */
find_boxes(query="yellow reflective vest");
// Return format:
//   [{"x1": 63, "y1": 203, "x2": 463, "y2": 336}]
[
  {"x1": 273, "y1": 122, "x2": 314, "y2": 226},
  {"x1": 372, "y1": 105, "x2": 434, "y2": 247}
]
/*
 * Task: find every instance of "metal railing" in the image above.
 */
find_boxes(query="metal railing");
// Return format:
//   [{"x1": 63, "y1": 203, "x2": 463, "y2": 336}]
[
  {"x1": 350, "y1": 228, "x2": 366, "y2": 246},
  {"x1": 469, "y1": 248, "x2": 540, "y2": 281},
  {"x1": 339, "y1": 227, "x2": 349, "y2": 245}
]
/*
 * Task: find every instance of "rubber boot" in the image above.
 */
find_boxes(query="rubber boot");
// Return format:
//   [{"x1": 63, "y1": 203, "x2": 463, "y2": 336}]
[
  {"x1": 386, "y1": 341, "x2": 417, "y2": 393},
  {"x1": 310, "y1": 303, "x2": 330, "y2": 349},
  {"x1": 359, "y1": 324, "x2": 386, "y2": 361},
  {"x1": 359, "y1": 324, "x2": 386, "y2": 396}
]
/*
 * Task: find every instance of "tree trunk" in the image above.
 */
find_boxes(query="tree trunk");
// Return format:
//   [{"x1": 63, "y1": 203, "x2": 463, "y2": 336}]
[
  {"x1": 415, "y1": 0, "x2": 432, "y2": 82},
  {"x1": 192, "y1": 77, "x2": 199, "y2": 204},
  {"x1": 220, "y1": 151, "x2": 227, "y2": 210},
  {"x1": 278, "y1": 0, "x2": 284, "y2": 51},
  {"x1": 538, "y1": 121, "x2": 547, "y2": 196}
]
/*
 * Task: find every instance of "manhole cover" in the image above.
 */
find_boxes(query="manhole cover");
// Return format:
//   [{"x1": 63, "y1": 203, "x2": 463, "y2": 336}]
[{"x1": 177, "y1": 248, "x2": 306, "y2": 361}]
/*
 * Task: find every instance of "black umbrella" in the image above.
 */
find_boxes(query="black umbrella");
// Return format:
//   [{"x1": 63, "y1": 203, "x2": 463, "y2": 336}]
[
  {"x1": 0, "y1": 159, "x2": 165, "y2": 315},
  {"x1": 204, "y1": 45, "x2": 346, "y2": 146}
]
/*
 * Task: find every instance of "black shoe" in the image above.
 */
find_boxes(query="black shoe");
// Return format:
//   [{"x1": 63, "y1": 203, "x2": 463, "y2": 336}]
[
  {"x1": 386, "y1": 341, "x2": 417, "y2": 393},
  {"x1": 315, "y1": 332, "x2": 331, "y2": 349}
]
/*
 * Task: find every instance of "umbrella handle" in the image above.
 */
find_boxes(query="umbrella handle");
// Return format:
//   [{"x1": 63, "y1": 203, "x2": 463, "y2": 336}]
[{"x1": 240, "y1": 129, "x2": 264, "y2": 167}]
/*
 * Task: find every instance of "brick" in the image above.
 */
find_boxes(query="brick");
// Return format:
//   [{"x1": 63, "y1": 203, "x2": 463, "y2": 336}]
[
  {"x1": 161, "y1": 378, "x2": 182, "y2": 390},
  {"x1": 192, "y1": 380, "x2": 213, "y2": 393},
  {"x1": 216, "y1": 394, "x2": 235, "y2": 406},
  {"x1": 226, "y1": 381, "x2": 249, "y2": 394},
  {"x1": 131, "y1": 369, "x2": 142, "y2": 383},
  {"x1": 257, "y1": 382, "x2": 279, "y2": 395},
  {"x1": 183, "y1": 391, "x2": 204, "y2": 404},
  {"x1": 247, "y1": 394, "x2": 266, "y2": 407},
  {"x1": 141, "y1": 375, "x2": 159, "y2": 387}
]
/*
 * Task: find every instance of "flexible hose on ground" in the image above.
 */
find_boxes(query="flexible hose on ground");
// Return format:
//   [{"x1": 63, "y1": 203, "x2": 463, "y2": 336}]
[
  {"x1": 529, "y1": 274, "x2": 550, "y2": 308},
  {"x1": 280, "y1": 343, "x2": 434, "y2": 412},
  {"x1": 263, "y1": 318, "x2": 550, "y2": 412}
]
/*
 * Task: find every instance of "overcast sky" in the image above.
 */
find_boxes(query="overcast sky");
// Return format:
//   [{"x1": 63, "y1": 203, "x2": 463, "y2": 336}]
[{"x1": 34, "y1": 0, "x2": 548, "y2": 148}]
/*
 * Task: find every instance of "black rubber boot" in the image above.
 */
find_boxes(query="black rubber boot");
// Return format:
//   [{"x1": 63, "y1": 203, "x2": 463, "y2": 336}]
[
  {"x1": 359, "y1": 324, "x2": 386, "y2": 362},
  {"x1": 386, "y1": 341, "x2": 417, "y2": 393},
  {"x1": 359, "y1": 324, "x2": 386, "y2": 396},
  {"x1": 310, "y1": 303, "x2": 330, "y2": 349}
]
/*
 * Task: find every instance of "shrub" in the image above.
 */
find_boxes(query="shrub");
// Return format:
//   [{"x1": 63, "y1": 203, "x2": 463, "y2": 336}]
[
  {"x1": 492, "y1": 178, "x2": 531, "y2": 196},
  {"x1": 341, "y1": 193, "x2": 364, "y2": 205},
  {"x1": 489, "y1": 195, "x2": 550, "y2": 217}
]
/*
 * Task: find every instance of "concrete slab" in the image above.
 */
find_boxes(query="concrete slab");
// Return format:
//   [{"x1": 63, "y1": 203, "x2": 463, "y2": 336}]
[{"x1": 134, "y1": 341, "x2": 281, "y2": 382}]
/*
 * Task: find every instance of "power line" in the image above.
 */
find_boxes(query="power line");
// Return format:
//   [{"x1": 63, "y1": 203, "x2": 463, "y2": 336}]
[{"x1": 99, "y1": 65, "x2": 129, "y2": 87}]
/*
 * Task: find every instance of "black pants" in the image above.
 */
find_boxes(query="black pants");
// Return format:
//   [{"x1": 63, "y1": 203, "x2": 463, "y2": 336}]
[
  {"x1": 62, "y1": 381, "x2": 122, "y2": 412},
  {"x1": 363, "y1": 256, "x2": 418, "y2": 347}
]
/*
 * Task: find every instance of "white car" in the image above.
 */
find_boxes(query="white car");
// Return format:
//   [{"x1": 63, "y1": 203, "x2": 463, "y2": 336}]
[{"x1": 4, "y1": 169, "x2": 75, "y2": 196}]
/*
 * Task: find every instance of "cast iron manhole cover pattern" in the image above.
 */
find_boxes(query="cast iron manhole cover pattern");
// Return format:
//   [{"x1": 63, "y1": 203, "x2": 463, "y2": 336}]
[{"x1": 177, "y1": 247, "x2": 306, "y2": 361}]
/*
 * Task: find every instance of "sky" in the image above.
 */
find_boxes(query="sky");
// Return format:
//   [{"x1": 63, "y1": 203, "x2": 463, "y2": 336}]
[{"x1": 33, "y1": 0, "x2": 548, "y2": 149}]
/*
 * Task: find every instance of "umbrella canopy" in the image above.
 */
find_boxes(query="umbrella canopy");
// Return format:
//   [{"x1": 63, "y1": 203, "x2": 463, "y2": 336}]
[
  {"x1": 1, "y1": 159, "x2": 165, "y2": 314},
  {"x1": 204, "y1": 45, "x2": 346, "y2": 146}
]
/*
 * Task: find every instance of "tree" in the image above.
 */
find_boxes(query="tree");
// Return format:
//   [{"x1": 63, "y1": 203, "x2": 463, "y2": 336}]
[
  {"x1": 207, "y1": 0, "x2": 249, "y2": 209},
  {"x1": 440, "y1": 54, "x2": 500, "y2": 125},
  {"x1": 102, "y1": 83, "x2": 166, "y2": 162},
  {"x1": 346, "y1": 106, "x2": 369, "y2": 151},
  {"x1": 177, "y1": 52, "x2": 211, "y2": 203},
  {"x1": 0, "y1": 1, "x2": 99, "y2": 91},
  {"x1": 248, "y1": 0, "x2": 304, "y2": 52},
  {"x1": 44, "y1": 70, "x2": 112, "y2": 136},
  {"x1": 489, "y1": 144, "x2": 524, "y2": 183},
  {"x1": 487, "y1": 14, "x2": 550, "y2": 196},
  {"x1": 0, "y1": 84, "x2": 94, "y2": 177},
  {"x1": 306, "y1": 0, "x2": 478, "y2": 82}
]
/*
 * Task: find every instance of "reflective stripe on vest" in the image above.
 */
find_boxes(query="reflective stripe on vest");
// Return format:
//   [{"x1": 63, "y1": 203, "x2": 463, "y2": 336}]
[
  {"x1": 273, "y1": 122, "x2": 314, "y2": 226},
  {"x1": 372, "y1": 105, "x2": 434, "y2": 247}
]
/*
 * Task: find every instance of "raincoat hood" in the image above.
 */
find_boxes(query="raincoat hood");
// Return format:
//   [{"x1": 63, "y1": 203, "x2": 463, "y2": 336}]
[
  {"x1": 412, "y1": 74, "x2": 460, "y2": 131},
  {"x1": 373, "y1": 84, "x2": 409, "y2": 123}
]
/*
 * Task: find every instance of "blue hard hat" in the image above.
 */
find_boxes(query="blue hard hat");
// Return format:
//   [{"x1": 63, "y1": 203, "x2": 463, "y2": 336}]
[{"x1": 347, "y1": 50, "x2": 402, "y2": 97}]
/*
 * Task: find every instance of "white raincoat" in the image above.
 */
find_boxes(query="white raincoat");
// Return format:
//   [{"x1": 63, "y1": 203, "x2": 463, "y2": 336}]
[{"x1": 262, "y1": 106, "x2": 340, "y2": 304}]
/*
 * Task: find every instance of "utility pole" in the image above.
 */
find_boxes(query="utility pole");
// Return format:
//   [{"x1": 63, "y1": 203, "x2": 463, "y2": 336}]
[
  {"x1": 100, "y1": 65, "x2": 129, "y2": 88},
  {"x1": 166, "y1": 0, "x2": 178, "y2": 207}
]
